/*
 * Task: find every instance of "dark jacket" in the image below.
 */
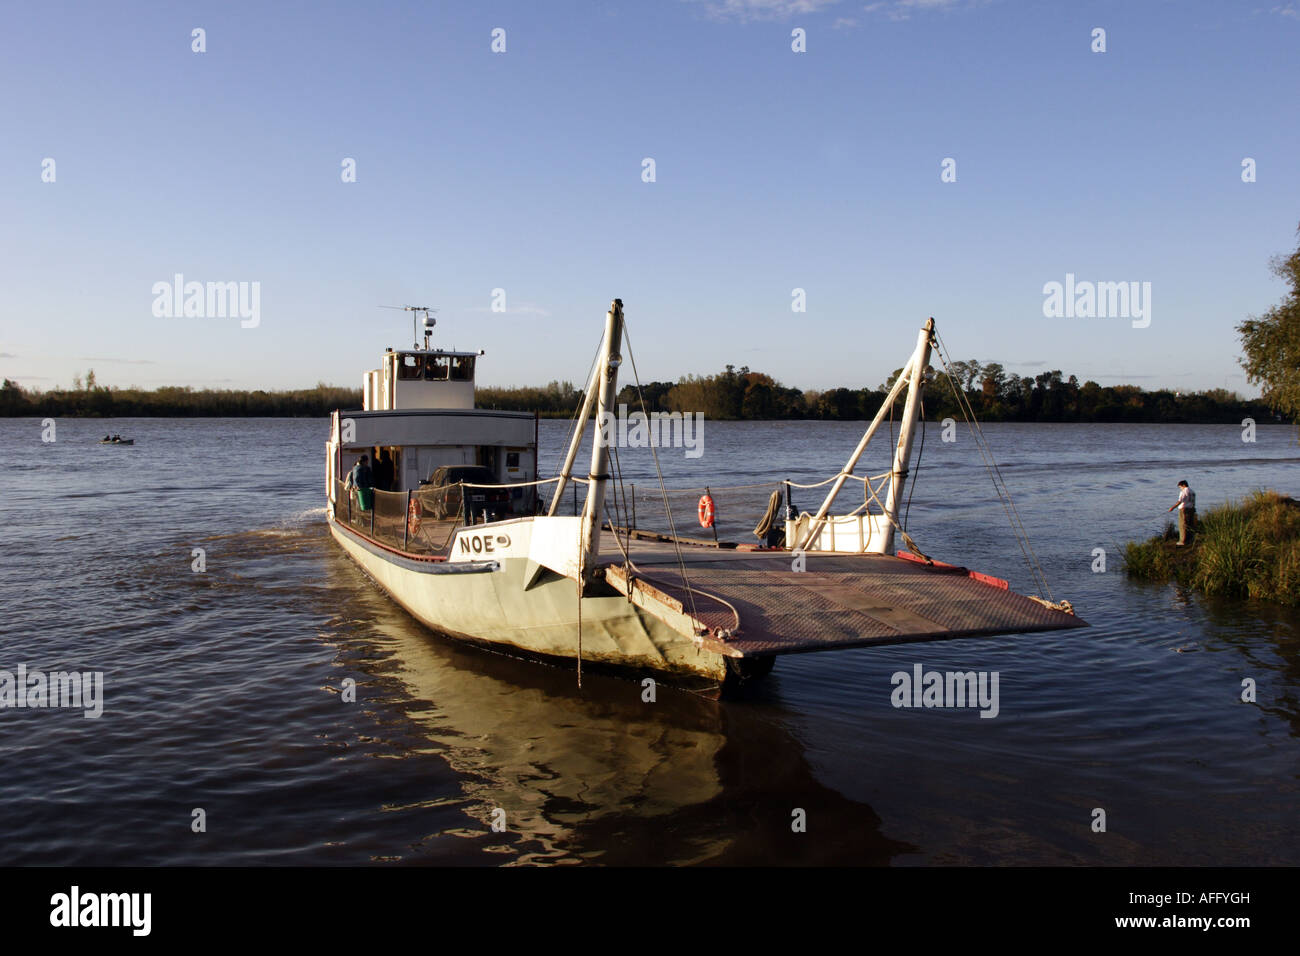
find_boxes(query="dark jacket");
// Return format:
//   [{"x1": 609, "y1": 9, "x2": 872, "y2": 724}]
[{"x1": 348, "y1": 462, "x2": 374, "y2": 490}]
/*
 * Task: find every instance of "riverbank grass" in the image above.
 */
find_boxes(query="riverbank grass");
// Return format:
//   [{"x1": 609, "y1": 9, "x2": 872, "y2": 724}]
[{"x1": 1124, "y1": 490, "x2": 1300, "y2": 605}]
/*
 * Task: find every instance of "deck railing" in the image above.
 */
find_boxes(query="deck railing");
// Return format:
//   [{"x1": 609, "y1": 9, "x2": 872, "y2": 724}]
[
  {"x1": 333, "y1": 481, "x2": 460, "y2": 555},
  {"x1": 327, "y1": 473, "x2": 794, "y2": 555},
  {"x1": 332, "y1": 478, "x2": 569, "y2": 555}
]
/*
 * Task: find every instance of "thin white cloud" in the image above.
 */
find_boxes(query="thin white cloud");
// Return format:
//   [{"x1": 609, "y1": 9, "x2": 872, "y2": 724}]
[
  {"x1": 864, "y1": 0, "x2": 978, "y2": 21},
  {"x1": 685, "y1": 0, "x2": 987, "y2": 23},
  {"x1": 77, "y1": 356, "x2": 157, "y2": 365},
  {"x1": 1271, "y1": 2, "x2": 1300, "y2": 18},
  {"x1": 1087, "y1": 374, "x2": 1169, "y2": 381},
  {"x1": 138, "y1": 377, "x2": 235, "y2": 385},
  {"x1": 684, "y1": 0, "x2": 844, "y2": 22}
]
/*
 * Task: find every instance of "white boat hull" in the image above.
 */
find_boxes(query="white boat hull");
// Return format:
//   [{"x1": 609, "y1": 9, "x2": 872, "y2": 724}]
[{"x1": 327, "y1": 514, "x2": 728, "y2": 684}]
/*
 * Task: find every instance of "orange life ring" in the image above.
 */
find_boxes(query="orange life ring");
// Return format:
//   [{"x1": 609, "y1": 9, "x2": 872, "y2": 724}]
[
  {"x1": 698, "y1": 494, "x2": 716, "y2": 529},
  {"x1": 407, "y1": 497, "x2": 422, "y2": 537}
]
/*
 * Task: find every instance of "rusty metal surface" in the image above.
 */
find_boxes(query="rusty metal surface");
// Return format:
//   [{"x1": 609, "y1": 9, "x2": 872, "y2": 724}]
[{"x1": 599, "y1": 541, "x2": 1087, "y2": 657}]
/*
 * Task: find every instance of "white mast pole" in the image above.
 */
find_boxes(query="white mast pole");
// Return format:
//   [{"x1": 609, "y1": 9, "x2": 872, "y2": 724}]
[
  {"x1": 880, "y1": 317, "x2": 935, "y2": 554},
  {"x1": 577, "y1": 299, "x2": 624, "y2": 587}
]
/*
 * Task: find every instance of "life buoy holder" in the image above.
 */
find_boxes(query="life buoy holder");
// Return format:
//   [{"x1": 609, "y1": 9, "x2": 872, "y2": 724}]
[
  {"x1": 698, "y1": 494, "x2": 716, "y2": 529},
  {"x1": 407, "y1": 497, "x2": 422, "y2": 537}
]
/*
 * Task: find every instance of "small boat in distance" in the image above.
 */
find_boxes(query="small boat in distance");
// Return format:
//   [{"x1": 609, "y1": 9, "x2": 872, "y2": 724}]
[{"x1": 325, "y1": 300, "x2": 1084, "y2": 693}]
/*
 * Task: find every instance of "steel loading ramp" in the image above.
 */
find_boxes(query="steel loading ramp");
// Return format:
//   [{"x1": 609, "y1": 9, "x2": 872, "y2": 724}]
[{"x1": 603, "y1": 550, "x2": 1086, "y2": 659}]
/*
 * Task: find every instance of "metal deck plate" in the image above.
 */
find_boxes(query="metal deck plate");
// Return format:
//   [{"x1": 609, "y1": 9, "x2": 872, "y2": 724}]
[{"x1": 602, "y1": 546, "x2": 1087, "y2": 657}]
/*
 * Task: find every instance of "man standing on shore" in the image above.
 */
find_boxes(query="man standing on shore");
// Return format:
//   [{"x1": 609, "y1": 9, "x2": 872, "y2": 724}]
[{"x1": 1167, "y1": 479, "x2": 1197, "y2": 546}]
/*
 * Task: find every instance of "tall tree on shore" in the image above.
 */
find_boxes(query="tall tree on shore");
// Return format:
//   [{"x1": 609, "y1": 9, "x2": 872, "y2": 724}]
[{"x1": 1239, "y1": 223, "x2": 1300, "y2": 423}]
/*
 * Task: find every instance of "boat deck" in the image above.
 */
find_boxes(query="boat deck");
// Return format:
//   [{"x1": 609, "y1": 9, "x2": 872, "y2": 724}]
[
  {"x1": 598, "y1": 533, "x2": 1086, "y2": 658},
  {"x1": 336, "y1": 503, "x2": 1087, "y2": 658}
]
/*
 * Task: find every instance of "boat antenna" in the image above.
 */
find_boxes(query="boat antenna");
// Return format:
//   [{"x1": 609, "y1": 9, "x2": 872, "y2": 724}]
[{"x1": 379, "y1": 305, "x2": 439, "y2": 349}]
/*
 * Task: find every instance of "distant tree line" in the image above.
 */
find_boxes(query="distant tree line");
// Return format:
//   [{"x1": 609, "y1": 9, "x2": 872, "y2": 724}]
[
  {"x1": 474, "y1": 380, "x2": 584, "y2": 417},
  {"x1": 1, "y1": 374, "x2": 359, "y2": 417},
  {"x1": 2, "y1": 365, "x2": 1275, "y2": 424},
  {"x1": 482, "y1": 363, "x2": 1274, "y2": 424}
]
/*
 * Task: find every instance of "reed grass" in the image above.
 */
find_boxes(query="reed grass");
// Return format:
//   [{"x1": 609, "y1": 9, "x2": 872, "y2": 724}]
[{"x1": 1124, "y1": 490, "x2": 1300, "y2": 605}]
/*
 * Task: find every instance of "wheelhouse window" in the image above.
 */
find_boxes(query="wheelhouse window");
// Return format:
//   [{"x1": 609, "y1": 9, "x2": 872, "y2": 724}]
[
  {"x1": 398, "y1": 354, "x2": 423, "y2": 380},
  {"x1": 450, "y1": 356, "x2": 474, "y2": 381},
  {"x1": 395, "y1": 353, "x2": 468, "y2": 382},
  {"x1": 425, "y1": 356, "x2": 450, "y2": 381}
]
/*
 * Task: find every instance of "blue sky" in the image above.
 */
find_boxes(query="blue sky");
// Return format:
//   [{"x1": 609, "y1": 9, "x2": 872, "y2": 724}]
[{"x1": 2, "y1": 0, "x2": 1297, "y2": 395}]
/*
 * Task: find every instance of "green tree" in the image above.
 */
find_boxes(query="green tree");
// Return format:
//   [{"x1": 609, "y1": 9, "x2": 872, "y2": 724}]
[
  {"x1": 0, "y1": 379, "x2": 25, "y2": 415},
  {"x1": 980, "y1": 362, "x2": 1006, "y2": 403},
  {"x1": 1239, "y1": 223, "x2": 1300, "y2": 423}
]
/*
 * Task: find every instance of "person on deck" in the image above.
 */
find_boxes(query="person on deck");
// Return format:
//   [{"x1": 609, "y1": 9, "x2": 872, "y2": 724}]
[
  {"x1": 1167, "y1": 479, "x2": 1196, "y2": 546},
  {"x1": 345, "y1": 454, "x2": 375, "y2": 511},
  {"x1": 372, "y1": 449, "x2": 392, "y2": 492}
]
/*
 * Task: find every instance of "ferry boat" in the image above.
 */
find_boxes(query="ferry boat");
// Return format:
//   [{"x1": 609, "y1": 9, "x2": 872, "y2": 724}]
[{"x1": 326, "y1": 300, "x2": 1085, "y2": 692}]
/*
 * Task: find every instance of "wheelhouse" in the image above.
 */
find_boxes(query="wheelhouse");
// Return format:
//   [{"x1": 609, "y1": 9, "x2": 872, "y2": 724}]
[{"x1": 326, "y1": 334, "x2": 539, "y2": 521}]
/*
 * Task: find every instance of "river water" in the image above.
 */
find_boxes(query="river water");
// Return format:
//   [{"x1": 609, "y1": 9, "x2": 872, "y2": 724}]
[{"x1": 1, "y1": 417, "x2": 1297, "y2": 865}]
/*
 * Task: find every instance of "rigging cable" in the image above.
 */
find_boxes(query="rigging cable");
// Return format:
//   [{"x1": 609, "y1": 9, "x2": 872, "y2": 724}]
[
  {"x1": 567, "y1": 334, "x2": 606, "y2": 689},
  {"x1": 618, "y1": 325, "x2": 702, "y2": 639},
  {"x1": 904, "y1": 397, "x2": 925, "y2": 532},
  {"x1": 932, "y1": 328, "x2": 1054, "y2": 601},
  {"x1": 553, "y1": 335, "x2": 606, "y2": 487}
]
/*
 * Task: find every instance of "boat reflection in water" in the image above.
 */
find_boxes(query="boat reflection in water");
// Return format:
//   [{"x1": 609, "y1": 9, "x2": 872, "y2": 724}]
[{"x1": 325, "y1": 550, "x2": 916, "y2": 865}]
